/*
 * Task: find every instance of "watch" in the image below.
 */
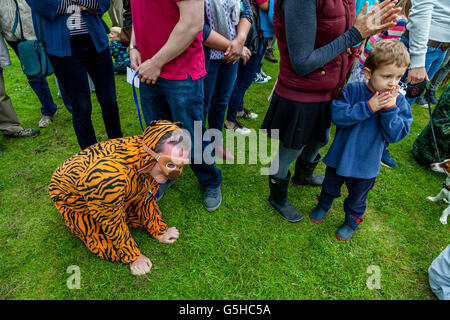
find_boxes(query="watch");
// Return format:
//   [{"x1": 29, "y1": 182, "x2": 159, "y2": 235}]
[{"x1": 128, "y1": 44, "x2": 138, "y2": 51}]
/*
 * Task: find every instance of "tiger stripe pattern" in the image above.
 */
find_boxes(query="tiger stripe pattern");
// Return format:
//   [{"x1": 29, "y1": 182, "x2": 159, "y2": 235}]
[{"x1": 48, "y1": 121, "x2": 181, "y2": 264}]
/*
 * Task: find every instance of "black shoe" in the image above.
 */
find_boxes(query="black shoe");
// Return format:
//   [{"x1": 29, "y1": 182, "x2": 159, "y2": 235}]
[
  {"x1": 264, "y1": 48, "x2": 278, "y2": 63},
  {"x1": 425, "y1": 89, "x2": 438, "y2": 105},
  {"x1": 268, "y1": 172, "x2": 303, "y2": 222},
  {"x1": 292, "y1": 154, "x2": 324, "y2": 186}
]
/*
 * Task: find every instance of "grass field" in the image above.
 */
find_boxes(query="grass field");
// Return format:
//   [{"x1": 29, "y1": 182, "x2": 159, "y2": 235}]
[{"x1": 0, "y1": 25, "x2": 449, "y2": 300}]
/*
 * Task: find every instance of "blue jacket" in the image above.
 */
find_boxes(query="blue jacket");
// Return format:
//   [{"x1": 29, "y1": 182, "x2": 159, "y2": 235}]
[
  {"x1": 259, "y1": 0, "x2": 274, "y2": 39},
  {"x1": 323, "y1": 81, "x2": 413, "y2": 179},
  {"x1": 25, "y1": 0, "x2": 110, "y2": 57}
]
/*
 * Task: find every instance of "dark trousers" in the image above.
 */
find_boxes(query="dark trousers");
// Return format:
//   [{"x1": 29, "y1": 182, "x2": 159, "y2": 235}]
[
  {"x1": 318, "y1": 166, "x2": 376, "y2": 218},
  {"x1": 48, "y1": 34, "x2": 122, "y2": 150}
]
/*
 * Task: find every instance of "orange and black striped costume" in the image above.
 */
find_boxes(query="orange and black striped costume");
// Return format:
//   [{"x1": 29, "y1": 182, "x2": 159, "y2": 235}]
[{"x1": 49, "y1": 121, "x2": 180, "y2": 264}]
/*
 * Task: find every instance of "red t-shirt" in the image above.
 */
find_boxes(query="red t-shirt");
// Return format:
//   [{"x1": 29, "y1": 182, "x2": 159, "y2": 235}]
[{"x1": 131, "y1": 0, "x2": 206, "y2": 81}]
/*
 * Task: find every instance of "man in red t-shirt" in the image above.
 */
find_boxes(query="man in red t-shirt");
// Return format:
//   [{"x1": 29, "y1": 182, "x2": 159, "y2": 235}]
[{"x1": 129, "y1": 0, "x2": 223, "y2": 214}]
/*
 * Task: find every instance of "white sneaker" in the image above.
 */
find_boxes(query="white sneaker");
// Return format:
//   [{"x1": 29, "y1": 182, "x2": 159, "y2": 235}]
[
  {"x1": 254, "y1": 72, "x2": 268, "y2": 84},
  {"x1": 225, "y1": 121, "x2": 251, "y2": 135},
  {"x1": 260, "y1": 70, "x2": 272, "y2": 81},
  {"x1": 39, "y1": 111, "x2": 57, "y2": 128},
  {"x1": 237, "y1": 108, "x2": 258, "y2": 119}
]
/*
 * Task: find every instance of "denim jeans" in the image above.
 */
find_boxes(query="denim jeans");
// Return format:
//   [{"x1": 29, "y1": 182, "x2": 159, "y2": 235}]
[
  {"x1": 48, "y1": 34, "x2": 123, "y2": 150},
  {"x1": 429, "y1": 50, "x2": 450, "y2": 92},
  {"x1": 139, "y1": 75, "x2": 222, "y2": 188},
  {"x1": 318, "y1": 166, "x2": 376, "y2": 218},
  {"x1": 401, "y1": 36, "x2": 447, "y2": 105},
  {"x1": 7, "y1": 40, "x2": 59, "y2": 116},
  {"x1": 255, "y1": 37, "x2": 270, "y2": 76},
  {"x1": 203, "y1": 59, "x2": 239, "y2": 130},
  {"x1": 226, "y1": 36, "x2": 267, "y2": 122}
]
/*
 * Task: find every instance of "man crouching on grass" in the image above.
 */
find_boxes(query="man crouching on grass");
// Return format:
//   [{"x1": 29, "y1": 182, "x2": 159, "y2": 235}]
[{"x1": 49, "y1": 120, "x2": 189, "y2": 275}]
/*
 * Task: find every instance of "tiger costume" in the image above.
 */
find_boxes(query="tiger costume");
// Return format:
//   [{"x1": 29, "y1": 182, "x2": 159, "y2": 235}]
[{"x1": 49, "y1": 120, "x2": 181, "y2": 264}]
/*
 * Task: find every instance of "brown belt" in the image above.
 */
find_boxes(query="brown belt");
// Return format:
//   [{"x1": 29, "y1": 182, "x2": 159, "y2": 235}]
[{"x1": 404, "y1": 30, "x2": 450, "y2": 50}]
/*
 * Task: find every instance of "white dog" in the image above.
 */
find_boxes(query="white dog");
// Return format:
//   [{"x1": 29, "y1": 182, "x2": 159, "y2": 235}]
[{"x1": 427, "y1": 159, "x2": 450, "y2": 225}]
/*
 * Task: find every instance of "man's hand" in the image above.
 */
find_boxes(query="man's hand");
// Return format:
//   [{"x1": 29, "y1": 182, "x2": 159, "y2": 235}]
[
  {"x1": 224, "y1": 38, "x2": 245, "y2": 64},
  {"x1": 407, "y1": 67, "x2": 429, "y2": 84},
  {"x1": 137, "y1": 58, "x2": 163, "y2": 85},
  {"x1": 129, "y1": 48, "x2": 141, "y2": 71},
  {"x1": 130, "y1": 254, "x2": 152, "y2": 275},
  {"x1": 158, "y1": 227, "x2": 179, "y2": 244},
  {"x1": 241, "y1": 46, "x2": 252, "y2": 65}
]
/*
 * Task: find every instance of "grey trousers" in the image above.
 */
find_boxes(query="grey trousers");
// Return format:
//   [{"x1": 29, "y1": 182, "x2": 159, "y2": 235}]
[
  {"x1": 430, "y1": 50, "x2": 450, "y2": 92},
  {"x1": 0, "y1": 68, "x2": 23, "y2": 135},
  {"x1": 108, "y1": 0, "x2": 124, "y2": 27}
]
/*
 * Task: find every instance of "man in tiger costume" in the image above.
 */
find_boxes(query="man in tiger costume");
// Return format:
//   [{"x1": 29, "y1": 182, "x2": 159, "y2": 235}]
[{"x1": 49, "y1": 120, "x2": 190, "y2": 275}]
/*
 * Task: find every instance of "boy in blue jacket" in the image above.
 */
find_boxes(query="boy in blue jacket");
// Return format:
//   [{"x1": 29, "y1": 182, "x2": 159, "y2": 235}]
[{"x1": 309, "y1": 39, "x2": 413, "y2": 241}]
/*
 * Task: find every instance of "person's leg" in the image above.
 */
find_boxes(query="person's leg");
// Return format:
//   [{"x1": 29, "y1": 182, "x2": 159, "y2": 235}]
[
  {"x1": 255, "y1": 37, "x2": 269, "y2": 77},
  {"x1": 292, "y1": 127, "x2": 331, "y2": 186},
  {"x1": 158, "y1": 76, "x2": 222, "y2": 189},
  {"x1": 203, "y1": 60, "x2": 220, "y2": 125},
  {"x1": 6, "y1": 40, "x2": 58, "y2": 120},
  {"x1": 86, "y1": 46, "x2": 123, "y2": 141},
  {"x1": 310, "y1": 166, "x2": 345, "y2": 223},
  {"x1": 226, "y1": 52, "x2": 260, "y2": 124},
  {"x1": 55, "y1": 77, "x2": 73, "y2": 114},
  {"x1": 427, "y1": 50, "x2": 450, "y2": 104},
  {"x1": 48, "y1": 36, "x2": 97, "y2": 149},
  {"x1": 335, "y1": 176, "x2": 376, "y2": 241},
  {"x1": 108, "y1": 0, "x2": 124, "y2": 27},
  {"x1": 267, "y1": 142, "x2": 304, "y2": 222}
]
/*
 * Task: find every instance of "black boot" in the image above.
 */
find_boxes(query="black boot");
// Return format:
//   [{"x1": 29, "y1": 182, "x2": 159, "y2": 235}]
[
  {"x1": 268, "y1": 172, "x2": 303, "y2": 222},
  {"x1": 292, "y1": 154, "x2": 324, "y2": 186},
  {"x1": 425, "y1": 89, "x2": 438, "y2": 105}
]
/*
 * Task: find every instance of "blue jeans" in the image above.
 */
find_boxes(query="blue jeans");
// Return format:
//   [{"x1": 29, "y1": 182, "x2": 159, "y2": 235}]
[
  {"x1": 401, "y1": 36, "x2": 447, "y2": 105},
  {"x1": 7, "y1": 40, "x2": 61, "y2": 116},
  {"x1": 318, "y1": 166, "x2": 376, "y2": 218},
  {"x1": 48, "y1": 34, "x2": 122, "y2": 150},
  {"x1": 226, "y1": 37, "x2": 266, "y2": 122},
  {"x1": 139, "y1": 75, "x2": 222, "y2": 189},
  {"x1": 255, "y1": 37, "x2": 270, "y2": 76},
  {"x1": 203, "y1": 59, "x2": 239, "y2": 130}
]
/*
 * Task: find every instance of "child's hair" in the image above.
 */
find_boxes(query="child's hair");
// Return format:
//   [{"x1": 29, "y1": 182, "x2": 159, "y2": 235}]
[
  {"x1": 364, "y1": 39, "x2": 410, "y2": 71},
  {"x1": 397, "y1": 0, "x2": 412, "y2": 19},
  {"x1": 110, "y1": 26, "x2": 122, "y2": 36}
]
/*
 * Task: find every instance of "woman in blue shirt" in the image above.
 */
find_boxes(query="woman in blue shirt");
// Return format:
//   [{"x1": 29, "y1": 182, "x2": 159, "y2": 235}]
[{"x1": 26, "y1": 0, "x2": 122, "y2": 150}]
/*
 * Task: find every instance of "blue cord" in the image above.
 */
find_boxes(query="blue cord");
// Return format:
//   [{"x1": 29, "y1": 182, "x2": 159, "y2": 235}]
[{"x1": 132, "y1": 71, "x2": 145, "y2": 132}]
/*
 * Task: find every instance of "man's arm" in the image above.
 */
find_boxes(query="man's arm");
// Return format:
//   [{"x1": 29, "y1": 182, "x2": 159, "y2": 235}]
[
  {"x1": 406, "y1": 0, "x2": 435, "y2": 84},
  {"x1": 137, "y1": 0, "x2": 204, "y2": 84}
]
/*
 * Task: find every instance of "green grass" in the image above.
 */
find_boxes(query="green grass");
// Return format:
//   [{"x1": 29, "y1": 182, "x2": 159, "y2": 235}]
[{"x1": 0, "y1": 30, "x2": 449, "y2": 299}]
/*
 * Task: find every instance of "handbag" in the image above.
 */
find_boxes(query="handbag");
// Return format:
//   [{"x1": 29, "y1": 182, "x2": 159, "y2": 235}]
[{"x1": 10, "y1": 0, "x2": 54, "y2": 77}]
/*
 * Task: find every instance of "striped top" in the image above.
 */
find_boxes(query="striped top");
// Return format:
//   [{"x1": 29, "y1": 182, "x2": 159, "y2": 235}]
[
  {"x1": 358, "y1": 15, "x2": 408, "y2": 67},
  {"x1": 56, "y1": 0, "x2": 100, "y2": 35}
]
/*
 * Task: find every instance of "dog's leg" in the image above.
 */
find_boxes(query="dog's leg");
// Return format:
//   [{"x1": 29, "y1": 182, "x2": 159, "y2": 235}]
[
  {"x1": 427, "y1": 190, "x2": 445, "y2": 202},
  {"x1": 440, "y1": 206, "x2": 450, "y2": 225}
]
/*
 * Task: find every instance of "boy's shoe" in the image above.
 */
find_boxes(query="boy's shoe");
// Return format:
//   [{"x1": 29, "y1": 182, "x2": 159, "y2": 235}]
[
  {"x1": 381, "y1": 148, "x2": 398, "y2": 168},
  {"x1": 254, "y1": 72, "x2": 268, "y2": 84},
  {"x1": 309, "y1": 205, "x2": 329, "y2": 224},
  {"x1": 335, "y1": 214, "x2": 364, "y2": 241},
  {"x1": 224, "y1": 120, "x2": 251, "y2": 135},
  {"x1": 260, "y1": 70, "x2": 272, "y2": 81},
  {"x1": 415, "y1": 93, "x2": 428, "y2": 108},
  {"x1": 39, "y1": 111, "x2": 57, "y2": 128},
  {"x1": 4, "y1": 128, "x2": 40, "y2": 138},
  {"x1": 237, "y1": 108, "x2": 258, "y2": 119},
  {"x1": 264, "y1": 48, "x2": 278, "y2": 63},
  {"x1": 204, "y1": 185, "x2": 222, "y2": 212}
]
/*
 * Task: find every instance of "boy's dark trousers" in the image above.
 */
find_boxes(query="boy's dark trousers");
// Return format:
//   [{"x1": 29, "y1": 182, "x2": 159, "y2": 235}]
[{"x1": 318, "y1": 166, "x2": 376, "y2": 221}]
